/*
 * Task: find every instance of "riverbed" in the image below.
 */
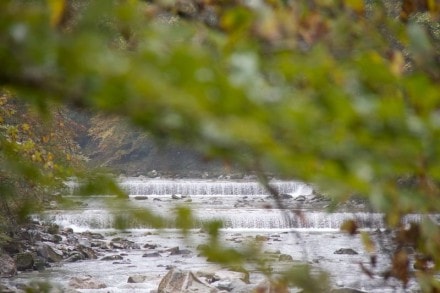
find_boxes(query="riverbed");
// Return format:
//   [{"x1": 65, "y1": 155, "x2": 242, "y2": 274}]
[{"x1": 4, "y1": 178, "x2": 426, "y2": 292}]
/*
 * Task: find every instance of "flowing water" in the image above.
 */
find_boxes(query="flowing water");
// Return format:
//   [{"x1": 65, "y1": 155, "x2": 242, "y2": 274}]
[{"x1": 9, "y1": 178, "x2": 433, "y2": 292}]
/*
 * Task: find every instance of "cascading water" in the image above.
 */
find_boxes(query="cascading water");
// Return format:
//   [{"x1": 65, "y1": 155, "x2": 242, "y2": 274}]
[
  {"x1": 41, "y1": 178, "x2": 435, "y2": 231},
  {"x1": 116, "y1": 179, "x2": 313, "y2": 196},
  {"x1": 39, "y1": 209, "x2": 428, "y2": 231},
  {"x1": 44, "y1": 179, "x2": 434, "y2": 230}
]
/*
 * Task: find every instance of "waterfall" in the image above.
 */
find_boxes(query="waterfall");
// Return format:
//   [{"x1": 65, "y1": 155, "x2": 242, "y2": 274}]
[
  {"x1": 118, "y1": 179, "x2": 312, "y2": 196},
  {"x1": 52, "y1": 179, "x2": 439, "y2": 232},
  {"x1": 38, "y1": 209, "x2": 430, "y2": 231}
]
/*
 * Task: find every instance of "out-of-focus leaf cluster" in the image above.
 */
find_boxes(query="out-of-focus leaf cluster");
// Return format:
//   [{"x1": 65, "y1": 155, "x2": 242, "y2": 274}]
[{"x1": 1, "y1": 0, "x2": 440, "y2": 290}]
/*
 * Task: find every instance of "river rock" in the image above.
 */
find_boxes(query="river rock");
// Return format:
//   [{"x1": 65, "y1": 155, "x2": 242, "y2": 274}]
[
  {"x1": 0, "y1": 254, "x2": 17, "y2": 277},
  {"x1": 77, "y1": 245, "x2": 97, "y2": 259},
  {"x1": 81, "y1": 231, "x2": 105, "y2": 240},
  {"x1": 65, "y1": 252, "x2": 84, "y2": 263},
  {"x1": 101, "y1": 255, "x2": 123, "y2": 261},
  {"x1": 14, "y1": 252, "x2": 34, "y2": 271},
  {"x1": 171, "y1": 194, "x2": 182, "y2": 200},
  {"x1": 33, "y1": 256, "x2": 47, "y2": 270},
  {"x1": 331, "y1": 288, "x2": 368, "y2": 293},
  {"x1": 143, "y1": 252, "x2": 161, "y2": 257},
  {"x1": 295, "y1": 195, "x2": 306, "y2": 201},
  {"x1": 78, "y1": 238, "x2": 91, "y2": 247},
  {"x1": 278, "y1": 254, "x2": 293, "y2": 262},
  {"x1": 68, "y1": 275, "x2": 107, "y2": 289},
  {"x1": 255, "y1": 235, "x2": 268, "y2": 241},
  {"x1": 0, "y1": 283, "x2": 18, "y2": 293},
  {"x1": 147, "y1": 170, "x2": 159, "y2": 178},
  {"x1": 158, "y1": 269, "x2": 218, "y2": 293},
  {"x1": 164, "y1": 246, "x2": 180, "y2": 254},
  {"x1": 36, "y1": 242, "x2": 63, "y2": 262},
  {"x1": 144, "y1": 243, "x2": 158, "y2": 249},
  {"x1": 280, "y1": 193, "x2": 293, "y2": 199},
  {"x1": 110, "y1": 237, "x2": 140, "y2": 249},
  {"x1": 127, "y1": 275, "x2": 148, "y2": 283},
  {"x1": 334, "y1": 248, "x2": 358, "y2": 255},
  {"x1": 134, "y1": 196, "x2": 149, "y2": 200}
]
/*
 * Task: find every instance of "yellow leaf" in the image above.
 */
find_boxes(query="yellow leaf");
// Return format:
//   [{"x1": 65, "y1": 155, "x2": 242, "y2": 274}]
[
  {"x1": 42, "y1": 135, "x2": 50, "y2": 143},
  {"x1": 361, "y1": 232, "x2": 376, "y2": 254},
  {"x1": 390, "y1": 51, "x2": 405, "y2": 76},
  {"x1": 344, "y1": 0, "x2": 365, "y2": 13},
  {"x1": 47, "y1": 0, "x2": 66, "y2": 27},
  {"x1": 21, "y1": 123, "x2": 30, "y2": 132}
]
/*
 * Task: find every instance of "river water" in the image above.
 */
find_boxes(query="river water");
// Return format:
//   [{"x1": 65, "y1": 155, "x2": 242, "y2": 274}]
[{"x1": 8, "y1": 178, "x2": 429, "y2": 292}]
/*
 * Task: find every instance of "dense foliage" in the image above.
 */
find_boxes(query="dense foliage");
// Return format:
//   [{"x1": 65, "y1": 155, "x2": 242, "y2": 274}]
[
  {"x1": 1, "y1": 0, "x2": 440, "y2": 290},
  {"x1": 0, "y1": 92, "x2": 83, "y2": 228}
]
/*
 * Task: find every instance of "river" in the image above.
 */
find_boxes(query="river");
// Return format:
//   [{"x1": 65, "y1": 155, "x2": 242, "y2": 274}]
[{"x1": 6, "y1": 178, "x2": 428, "y2": 292}]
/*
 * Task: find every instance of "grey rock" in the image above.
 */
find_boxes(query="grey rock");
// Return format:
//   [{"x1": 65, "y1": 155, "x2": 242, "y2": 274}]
[
  {"x1": 144, "y1": 243, "x2": 158, "y2": 249},
  {"x1": 68, "y1": 275, "x2": 107, "y2": 289},
  {"x1": 331, "y1": 289, "x2": 368, "y2": 293},
  {"x1": 171, "y1": 194, "x2": 182, "y2": 200},
  {"x1": 64, "y1": 252, "x2": 84, "y2": 263},
  {"x1": 147, "y1": 170, "x2": 158, "y2": 178},
  {"x1": 110, "y1": 238, "x2": 140, "y2": 249},
  {"x1": 0, "y1": 254, "x2": 17, "y2": 277},
  {"x1": 334, "y1": 248, "x2": 358, "y2": 255},
  {"x1": 77, "y1": 245, "x2": 97, "y2": 259},
  {"x1": 165, "y1": 246, "x2": 180, "y2": 254},
  {"x1": 278, "y1": 254, "x2": 293, "y2": 262},
  {"x1": 36, "y1": 243, "x2": 63, "y2": 262},
  {"x1": 78, "y1": 238, "x2": 91, "y2": 247},
  {"x1": 81, "y1": 231, "x2": 105, "y2": 240},
  {"x1": 127, "y1": 275, "x2": 148, "y2": 283},
  {"x1": 134, "y1": 196, "x2": 148, "y2": 200},
  {"x1": 33, "y1": 256, "x2": 47, "y2": 270},
  {"x1": 157, "y1": 269, "x2": 218, "y2": 293},
  {"x1": 101, "y1": 255, "x2": 123, "y2": 261},
  {"x1": 295, "y1": 195, "x2": 306, "y2": 201},
  {"x1": 143, "y1": 252, "x2": 161, "y2": 258},
  {"x1": 280, "y1": 193, "x2": 293, "y2": 199},
  {"x1": 0, "y1": 283, "x2": 18, "y2": 293}
]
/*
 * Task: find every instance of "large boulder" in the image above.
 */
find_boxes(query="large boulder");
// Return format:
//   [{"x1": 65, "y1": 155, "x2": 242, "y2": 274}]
[
  {"x1": 0, "y1": 254, "x2": 17, "y2": 277},
  {"x1": 14, "y1": 252, "x2": 34, "y2": 271},
  {"x1": 36, "y1": 242, "x2": 63, "y2": 262},
  {"x1": 158, "y1": 269, "x2": 218, "y2": 293},
  {"x1": 68, "y1": 275, "x2": 107, "y2": 289}
]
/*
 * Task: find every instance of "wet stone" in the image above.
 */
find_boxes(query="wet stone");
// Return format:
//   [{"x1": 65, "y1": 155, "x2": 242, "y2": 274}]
[
  {"x1": 68, "y1": 275, "x2": 107, "y2": 289},
  {"x1": 255, "y1": 235, "x2": 268, "y2": 241},
  {"x1": 134, "y1": 196, "x2": 148, "y2": 200},
  {"x1": 15, "y1": 252, "x2": 34, "y2": 271},
  {"x1": 334, "y1": 248, "x2": 358, "y2": 255},
  {"x1": 101, "y1": 255, "x2": 123, "y2": 261},
  {"x1": 0, "y1": 254, "x2": 17, "y2": 277},
  {"x1": 279, "y1": 254, "x2": 293, "y2": 262},
  {"x1": 65, "y1": 252, "x2": 84, "y2": 263},
  {"x1": 144, "y1": 243, "x2": 158, "y2": 249},
  {"x1": 142, "y1": 252, "x2": 161, "y2": 258},
  {"x1": 127, "y1": 275, "x2": 148, "y2": 283}
]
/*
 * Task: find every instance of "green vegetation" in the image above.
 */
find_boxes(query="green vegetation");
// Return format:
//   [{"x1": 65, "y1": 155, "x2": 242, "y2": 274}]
[{"x1": 1, "y1": 0, "x2": 440, "y2": 290}]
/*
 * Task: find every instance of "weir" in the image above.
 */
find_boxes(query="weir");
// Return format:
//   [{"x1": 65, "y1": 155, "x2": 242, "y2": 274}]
[
  {"x1": 53, "y1": 179, "x2": 439, "y2": 231},
  {"x1": 118, "y1": 179, "x2": 313, "y2": 196},
  {"x1": 39, "y1": 209, "x2": 428, "y2": 230}
]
